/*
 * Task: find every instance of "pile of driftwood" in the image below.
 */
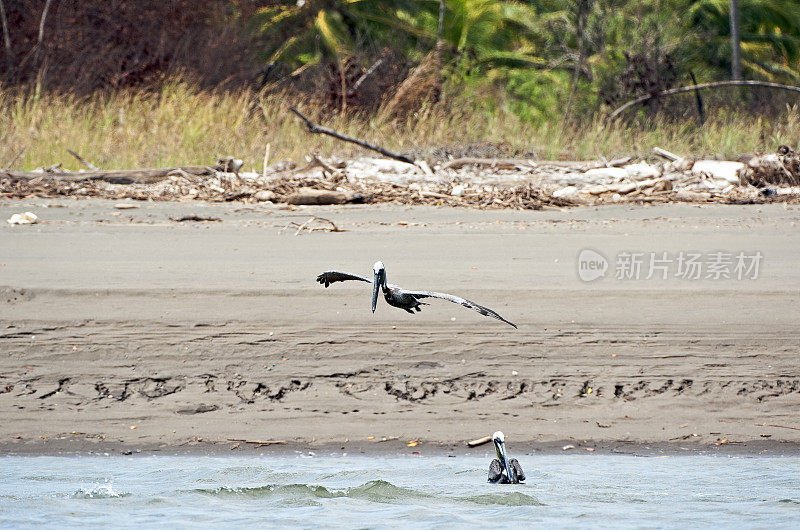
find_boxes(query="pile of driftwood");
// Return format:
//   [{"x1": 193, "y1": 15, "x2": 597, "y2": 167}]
[
  {"x1": 2, "y1": 146, "x2": 799, "y2": 208},
  {"x1": 4, "y1": 107, "x2": 800, "y2": 208},
  {"x1": 0, "y1": 155, "x2": 575, "y2": 209},
  {"x1": 741, "y1": 145, "x2": 800, "y2": 187},
  {"x1": 532, "y1": 146, "x2": 800, "y2": 205}
]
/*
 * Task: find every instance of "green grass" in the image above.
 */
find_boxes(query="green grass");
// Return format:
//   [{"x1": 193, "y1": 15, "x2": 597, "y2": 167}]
[{"x1": 1, "y1": 80, "x2": 798, "y2": 172}]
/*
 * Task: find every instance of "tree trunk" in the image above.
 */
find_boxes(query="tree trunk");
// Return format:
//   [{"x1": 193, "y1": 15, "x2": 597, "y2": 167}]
[
  {"x1": 564, "y1": 0, "x2": 591, "y2": 122},
  {"x1": 729, "y1": 0, "x2": 742, "y2": 80},
  {"x1": 0, "y1": 0, "x2": 11, "y2": 75},
  {"x1": 435, "y1": 0, "x2": 445, "y2": 87}
]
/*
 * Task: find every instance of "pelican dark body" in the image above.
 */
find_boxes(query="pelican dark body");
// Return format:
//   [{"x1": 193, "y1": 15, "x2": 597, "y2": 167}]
[
  {"x1": 316, "y1": 261, "x2": 517, "y2": 328},
  {"x1": 488, "y1": 431, "x2": 525, "y2": 484}
]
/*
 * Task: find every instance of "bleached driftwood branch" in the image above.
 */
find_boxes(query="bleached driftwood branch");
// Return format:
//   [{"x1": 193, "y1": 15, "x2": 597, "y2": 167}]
[{"x1": 2, "y1": 166, "x2": 214, "y2": 185}]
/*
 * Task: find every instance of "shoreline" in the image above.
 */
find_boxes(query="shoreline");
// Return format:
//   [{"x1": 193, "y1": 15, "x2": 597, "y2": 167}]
[{"x1": 3, "y1": 438, "x2": 799, "y2": 457}]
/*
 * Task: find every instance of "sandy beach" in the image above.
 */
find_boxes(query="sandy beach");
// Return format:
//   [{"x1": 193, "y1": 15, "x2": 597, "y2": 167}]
[{"x1": 1, "y1": 199, "x2": 798, "y2": 455}]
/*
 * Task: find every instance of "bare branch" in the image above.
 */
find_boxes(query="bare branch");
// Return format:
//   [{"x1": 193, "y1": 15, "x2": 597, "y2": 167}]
[
  {"x1": 609, "y1": 81, "x2": 800, "y2": 121},
  {"x1": 38, "y1": 0, "x2": 53, "y2": 44},
  {"x1": 16, "y1": 0, "x2": 54, "y2": 75},
  {"x1": 348, "y1": 59, "x2": 383, "y2": 95},
  {"x1": 66, "y1": 149, "x2": 99, "y2": 171},
  {"x1": 293, "y1": 216, "x2": 342, "y2": 236},
  {"x1": 4, "y1": 147, "x2": 24, "y2": 170},
  {"x1": 262, "y1": 142, "x2": 271, "y2": 179},
  {"x1": 288, "y1": 106, "x2": 415, "y2": 164}
]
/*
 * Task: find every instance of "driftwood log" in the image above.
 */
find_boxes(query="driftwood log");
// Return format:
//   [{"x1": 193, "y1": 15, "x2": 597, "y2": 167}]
[
  {"x1": 285, "y1": 187, "x2": 363, "y2": 205},
  {"x1": 1, "y1": 166, "x2": 214, "y2": 185},
  {"x1": 466, "y1": 435, "x2": 492, "y2": 447},
  {"x1": 441, "y1": 157, "x2": 632, "y2": 171},
  {"x1": 441, "y1": 158, "x2": 528, "y2": 170},
  {"x1": 652, "y1": 147, "x2": 682, "y2": 162},
  {"x1": 226, "y1": 438, "x2": 285, "y2": 445}
]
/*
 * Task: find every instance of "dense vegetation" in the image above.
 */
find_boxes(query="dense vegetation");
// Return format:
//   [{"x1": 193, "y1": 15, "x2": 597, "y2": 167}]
[
  {"x1": 1, "y1": 0, "x2": 798, "y2": 120},
  {"x1": 1, "y1": 1, "x2": 799, "y2": 169}
]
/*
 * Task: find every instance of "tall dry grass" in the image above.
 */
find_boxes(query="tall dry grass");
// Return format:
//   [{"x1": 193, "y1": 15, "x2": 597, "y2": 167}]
[{"x1": 1, "y1": 81, "x2": 799, "y2": 172}]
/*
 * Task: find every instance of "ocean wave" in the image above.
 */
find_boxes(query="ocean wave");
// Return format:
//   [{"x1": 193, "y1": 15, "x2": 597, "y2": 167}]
[
  {"x1": 70, "y1": 483, "x2": 130, "y2": 499},
  {"x1": 192, "y1": 480, "x2": 541, "y2": 506},
  {"x1": 192, "y1": 480, "x2": 414, "y2": 502},
  {"x1": 457, "y1": 491, "x2": 544, "y2": 506},
  {"x1": 346, "y1": 480, "x2": 434, "y2": 503},
  {"x1": 194, "y1": 483, "x2": 338, "y2": 500}
]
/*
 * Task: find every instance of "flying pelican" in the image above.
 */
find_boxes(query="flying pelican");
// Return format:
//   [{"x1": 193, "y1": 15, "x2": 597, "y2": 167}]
[
  {"x1": 488, "y1": 431, "x2": 525, "y2": 484},
  {"x1": 316, "y1": 261, "x2": 517, "y2": 328}
]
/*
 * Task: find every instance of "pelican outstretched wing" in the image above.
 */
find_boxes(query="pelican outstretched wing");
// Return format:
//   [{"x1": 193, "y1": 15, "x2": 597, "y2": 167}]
[
  {"x1": 488, "y1": 459, "x2": 504, "y2": 483},
  {"x1": 405, "y1": 290, "x2": 517, "y2": 328},
  {"x1": 316, "y1": 271, "x2": 371, "y2": 288}
]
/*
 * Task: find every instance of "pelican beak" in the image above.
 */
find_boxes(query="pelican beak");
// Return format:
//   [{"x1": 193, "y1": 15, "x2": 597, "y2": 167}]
[
  {"x1": 494, "y1": 438, "x2": 514, "y2": 484},
  {"x1": 372, "y1": 270, "x2": 381, "y2": 313}
]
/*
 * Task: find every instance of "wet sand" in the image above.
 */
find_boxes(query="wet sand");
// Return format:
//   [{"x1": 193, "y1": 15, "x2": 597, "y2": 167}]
[{"x1": 1, "y1": 199, "x2": 799, "y2": 455}]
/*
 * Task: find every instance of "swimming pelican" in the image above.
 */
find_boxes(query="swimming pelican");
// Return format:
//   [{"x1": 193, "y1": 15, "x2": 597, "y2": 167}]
[
  {"x1": 316, "y1": 261, "x2": 517, "y2": 328},
  {"x1": 488, "y1": 431, "x2": 525, "y2": 484}
]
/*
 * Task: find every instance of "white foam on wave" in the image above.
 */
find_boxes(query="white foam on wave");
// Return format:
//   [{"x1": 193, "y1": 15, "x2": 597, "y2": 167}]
[{"x1": 72, "y1": 482, "x2": 129, "y2": 499}]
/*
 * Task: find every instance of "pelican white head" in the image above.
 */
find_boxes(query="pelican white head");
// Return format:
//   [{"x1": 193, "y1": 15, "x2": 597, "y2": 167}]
[{"x1": 372, "y1": 261, "x2": 386, "y2": 313}]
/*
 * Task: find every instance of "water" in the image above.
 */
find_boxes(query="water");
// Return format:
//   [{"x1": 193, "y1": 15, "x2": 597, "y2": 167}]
[{"x1": 1, "y1": 454, "x2": 798, "y2": 528}]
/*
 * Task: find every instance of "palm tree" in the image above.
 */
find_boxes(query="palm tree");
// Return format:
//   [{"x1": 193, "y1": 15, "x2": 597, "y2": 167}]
[
  {"x1": 255, "y1": 1, "x2": 426, "y2": 68},
  {"x1": 254, "y1": 0, "x2": 551, "y2": 72},
  {"x1": 685, "y1": 0, "x2": 800, "y2": 81}
]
